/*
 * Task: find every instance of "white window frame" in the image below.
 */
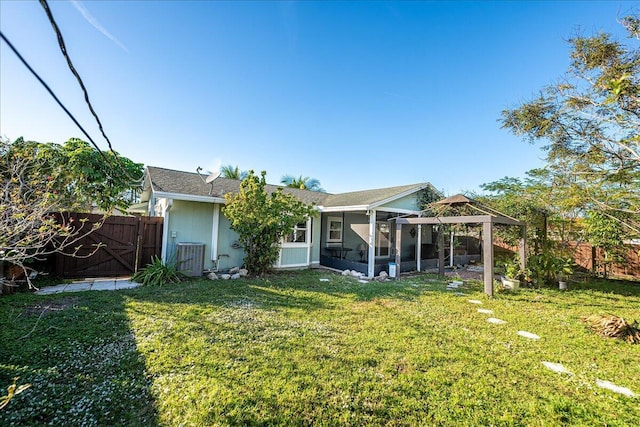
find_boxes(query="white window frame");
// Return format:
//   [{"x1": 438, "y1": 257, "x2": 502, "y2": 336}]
[
  {"x1": 326, "y1": 216, "x2": 343, "y2": 243},
  {"x1": 282, "y1": 219, "x2": 310, "y2": 247}
]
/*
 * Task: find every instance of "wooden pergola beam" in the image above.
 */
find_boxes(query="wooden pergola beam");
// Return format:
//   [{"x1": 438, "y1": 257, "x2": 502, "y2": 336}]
[{"x1": 396, "y1": 215, "x2": 524, "y2": 226}]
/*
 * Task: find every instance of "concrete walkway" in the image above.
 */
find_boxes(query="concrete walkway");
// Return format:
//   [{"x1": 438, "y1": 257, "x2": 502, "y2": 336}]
[{"x1": 35, "y1": 278, "x2": 140, "y2": 295}]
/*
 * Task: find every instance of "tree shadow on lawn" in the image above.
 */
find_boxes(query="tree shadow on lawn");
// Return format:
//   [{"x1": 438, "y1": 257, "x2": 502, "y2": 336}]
[
  {"x1": 568, "y1": 277, "x2": 640, "y2": 297},
  {"x1": 495, "y1": 278, "x2": 640, "y2": 314},
  {"x1": 0, "y1": 290, "x2": 159, "y2": 426}
]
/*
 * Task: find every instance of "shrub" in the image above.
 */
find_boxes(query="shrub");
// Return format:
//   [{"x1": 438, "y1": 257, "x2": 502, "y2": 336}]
[{"x1": 132, "y1": 256, "x2": 184, "y2": 286}]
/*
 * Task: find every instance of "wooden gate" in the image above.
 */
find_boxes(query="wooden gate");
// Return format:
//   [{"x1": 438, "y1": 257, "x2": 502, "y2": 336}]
[{"x1": 56, "y1": 213, "x2": 163, "y2": 278}]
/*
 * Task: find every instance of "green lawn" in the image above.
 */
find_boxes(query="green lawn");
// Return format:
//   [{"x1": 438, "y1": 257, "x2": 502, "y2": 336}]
[{"x1": 1, "y1": 270, "x2": 638, "y2": 426}]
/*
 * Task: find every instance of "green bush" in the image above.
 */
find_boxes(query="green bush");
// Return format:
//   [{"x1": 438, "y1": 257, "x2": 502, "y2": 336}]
[{"x1": 132, "y1": 256, "x2": 184, "y2": 286}]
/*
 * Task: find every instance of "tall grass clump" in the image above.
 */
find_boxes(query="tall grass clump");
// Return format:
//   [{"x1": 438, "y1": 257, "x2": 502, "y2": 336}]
[{"x1": 132, "y1": 256, "x2": 184, "y2": 286}]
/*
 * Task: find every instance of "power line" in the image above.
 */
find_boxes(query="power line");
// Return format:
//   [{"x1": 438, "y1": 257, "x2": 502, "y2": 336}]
[
  {"x1": 0, "y1": 31, "x2": 109, "y2": 163},
  {"x1": 38, "y1": 0, "x2": 143, "y2": 186},
  {"x1": 39, "y1": 0, "x2": 115, "y2": 153}
]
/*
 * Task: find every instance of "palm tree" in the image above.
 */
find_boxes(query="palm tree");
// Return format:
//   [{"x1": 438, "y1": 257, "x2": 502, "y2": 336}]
[
  {"x1": 281, "y1": 175, "x2": 325, "y2": 192},
  {"x1": 220, "y1": 165, "x2": 248, "y2": 180}
]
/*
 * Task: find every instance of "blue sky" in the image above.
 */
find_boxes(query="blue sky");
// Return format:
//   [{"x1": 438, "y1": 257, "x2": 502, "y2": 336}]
[{"x1": 0, "y1": 1, "x2": 635, "y2": 195}]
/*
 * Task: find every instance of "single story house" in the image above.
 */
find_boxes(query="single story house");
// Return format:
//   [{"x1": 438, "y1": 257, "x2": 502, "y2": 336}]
[{"x1": 140, "y1": 166, "x2": 443, "y2": 278}]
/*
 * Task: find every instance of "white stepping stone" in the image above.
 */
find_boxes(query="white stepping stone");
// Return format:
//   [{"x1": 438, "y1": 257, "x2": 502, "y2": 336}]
[
  {"x1": 467, "y1": 299, "x2": 482, "y2": 304},
  {"x1": 517, "y1": 331, "x2": 540, "y2": 340},
  {"x1": 357, "y1": 279, "x2": 368, "y2": 284},
  {"x1": 596, "y1": 379, "x2": 637, "y2": 397},
  {"x1": 319, "y1": 278, "x2": 330, "y2": 282},
  {"x1": 487, "y1": 317, "x2": 506, "y2": 325},
  {"x1": 477, "y1": 308, "x2": 494, "y2": 314},
  {"x1": 454, "y1": 292, "x2": 467, "y2": 296},
  {"x1": 542, "y1": 361, "x2": 573, "y2": 375}
]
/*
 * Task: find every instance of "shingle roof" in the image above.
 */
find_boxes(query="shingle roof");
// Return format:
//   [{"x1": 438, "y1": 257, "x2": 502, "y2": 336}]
[
  {"x1": 144, "y1": 166, "x2": 431, "y2": 210},
  {"x1": 145, "y1": 166, "x2": 329, "y2": 205},
  {"x1": 321, "y1": 183, "x2": 429, "y2": 208}
]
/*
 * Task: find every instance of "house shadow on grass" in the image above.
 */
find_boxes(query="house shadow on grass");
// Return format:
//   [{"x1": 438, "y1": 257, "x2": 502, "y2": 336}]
[
  {"x1": 0, "y1": 290, "x2": 159, "y2": 426},
  {"x1": 567, "y1": 277, "x2": 640, "y2": 297}
]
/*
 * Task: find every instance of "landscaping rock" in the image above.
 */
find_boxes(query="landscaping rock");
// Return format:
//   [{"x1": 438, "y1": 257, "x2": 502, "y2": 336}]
[
  {"x1": 342, "y1": 269, "x2": 351, "y2": 276},
  {"x1": 239, "y1": 268, "x2": 249, "y2": 277},
  {"x1": 220, "y1": 274, "x2": 231, "y2": 280},
  {"x1": 229, "y1": 266, "x2": 240, "y2": 274},
  {"x1": 230, "y1": 273, "x2": 241, "y2": 280},
  {"x1": 208, "y1": 272, "x2": 218, "y2": 280},
  {"x1": 351, "y1": 270, "x2": 364, "y2": 278},
  {"x1": 378, "y1": 271, "x2": 389, "y2": 280}
]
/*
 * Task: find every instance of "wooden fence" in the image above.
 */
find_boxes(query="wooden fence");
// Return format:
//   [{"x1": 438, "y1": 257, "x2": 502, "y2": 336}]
[
  {"x1": 570, "y1": 242, "x2": 640, "y2": 278},
  {"x1": 55, "y1": 213, "x2": 163, "y2": 278}
]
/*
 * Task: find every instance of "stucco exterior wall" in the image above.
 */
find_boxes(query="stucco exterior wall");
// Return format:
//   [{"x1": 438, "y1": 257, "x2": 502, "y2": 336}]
[
  {"x1": 216, "y1": 211, "x2": 244, "y2": 271},
  {"x1": 167, "y1": 200, "x2": 215, "y2": 270},
  {"x1": 379, "y1": 193, "x2": 421, "y2": 211}
]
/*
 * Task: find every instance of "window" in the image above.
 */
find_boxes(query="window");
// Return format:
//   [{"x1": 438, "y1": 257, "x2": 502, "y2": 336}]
[
  {"x1": 285, "y1": 221, "x2": 307, "y2": 243},
  {"x1": 327, "y1": 217, "x2": 343, "y2": 242},
  {"x1": 376, "y1": 222, "x2": 391, "y2": 257}
]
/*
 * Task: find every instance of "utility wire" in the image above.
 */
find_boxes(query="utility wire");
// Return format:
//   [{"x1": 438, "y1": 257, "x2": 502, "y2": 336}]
[
  {"x1": 38, "y1": 0, "x2": 142, "y2": 186},
  {"x1": 0, "y1": 31, "x2": 109, "y2": 163},
  {"x1": 39, "y1": 0, "x2": 115, "y2": 153}
]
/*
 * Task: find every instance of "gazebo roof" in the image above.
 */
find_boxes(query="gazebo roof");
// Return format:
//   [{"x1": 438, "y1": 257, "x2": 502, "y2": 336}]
[
  {"x1": 425, "y1": 194, "x2": 523, "y2": 224},
  {"x1": 434, "y1": 194, "x2": 474, "y2": 205}
]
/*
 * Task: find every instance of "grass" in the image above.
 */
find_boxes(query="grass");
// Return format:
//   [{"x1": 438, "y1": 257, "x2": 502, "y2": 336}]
[{"x1": 1, "y1": 270, "x2": 639, "y2": 426}]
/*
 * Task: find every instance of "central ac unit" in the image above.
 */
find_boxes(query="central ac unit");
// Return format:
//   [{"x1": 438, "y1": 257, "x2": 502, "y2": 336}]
[{"x1": 176, "y1": 243, "x2": 205, "y2": 277}]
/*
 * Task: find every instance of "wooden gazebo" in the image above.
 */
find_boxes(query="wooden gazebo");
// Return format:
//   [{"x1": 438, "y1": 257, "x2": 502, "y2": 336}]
[{"x1": 394, "y1": 194, "x2": 526, "y2": 297}]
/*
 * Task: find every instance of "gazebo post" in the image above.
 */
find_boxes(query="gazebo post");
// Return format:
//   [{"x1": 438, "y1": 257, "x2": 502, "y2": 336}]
[
  {"x1": 519, "y1": 225, "x2": 527, "y2": 272},
  {"x1": 482, "y1": 220, "x2": 494, "y2": 297}
]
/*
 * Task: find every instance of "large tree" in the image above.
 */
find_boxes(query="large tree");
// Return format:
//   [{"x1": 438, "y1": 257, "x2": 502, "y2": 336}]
[
  {"x1": 280, "y1": 175, "x2": 325, "y2": 192},
  {"x1": 1, "y1": 137, "x2": 143, "y2": 286},
  {"x1": 223, "y1": 171, "x2": 316, "y2": 275},
  {"x1": 501, "y1": 16, "x2": 640, "y2": 235}
]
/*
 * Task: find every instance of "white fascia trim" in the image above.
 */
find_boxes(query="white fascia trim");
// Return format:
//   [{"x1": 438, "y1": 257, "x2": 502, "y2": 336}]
[
  {"x1": 153, "y1": 191, "x2": 226, "y2": 204},
  {"x1": 379, "y1": 208, "x2": 422, "y2": 215},
  {"x1": 317, "y1": 205, "x2": 369, "y2": 213},
  {"x1": 369, "y1": 184, "x2": 430, "y2": 210}
]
